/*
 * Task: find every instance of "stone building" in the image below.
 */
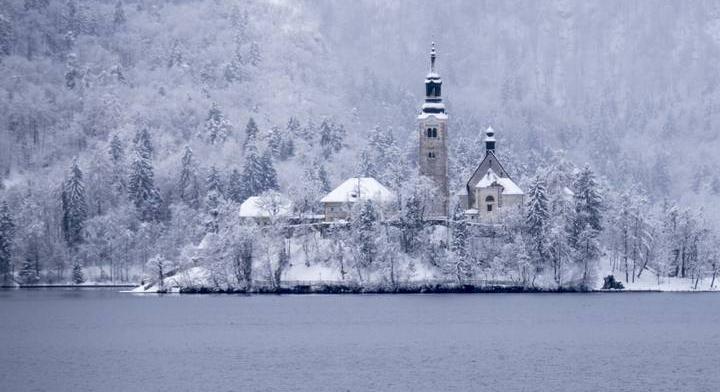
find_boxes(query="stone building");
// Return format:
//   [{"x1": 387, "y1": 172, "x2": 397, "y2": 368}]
[
  {"x1": 321, "y1": 177, "x2": 395, "y2": 222},
  {"x1": 418, "y1": 43, "x2": 449, "y2": 218},
  {"x1": 458, "y1": 127, "x2": 524, "y2": 221}
]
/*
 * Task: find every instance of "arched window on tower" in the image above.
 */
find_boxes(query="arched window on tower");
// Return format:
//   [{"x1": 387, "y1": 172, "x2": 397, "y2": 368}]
[
  {"x1": 432, "y1": 128, "x2": 438, "y2": 137},
  {"x1": 427, "y1": 128, "x2": 432, "y2": 138},
  {"x1": 485, "y1": 195, "x2": 495, "y2": 212}
]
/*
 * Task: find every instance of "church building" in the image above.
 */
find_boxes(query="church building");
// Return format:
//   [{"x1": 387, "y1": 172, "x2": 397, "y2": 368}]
[
  {"x1": 458, "y1": 126, "x2": 524, "y2": 221},
  {"x1": 417, "y1": 43, "x2": 523, "y2": 221}
]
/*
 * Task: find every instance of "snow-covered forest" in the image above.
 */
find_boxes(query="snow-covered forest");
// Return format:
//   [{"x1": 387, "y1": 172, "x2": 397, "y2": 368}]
[{"x1": 1, "y1": 0, "x2": 719, "y2": 290}]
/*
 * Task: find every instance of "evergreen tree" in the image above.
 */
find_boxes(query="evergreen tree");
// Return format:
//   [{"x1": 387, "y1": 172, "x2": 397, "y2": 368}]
[
  {"x1": 267, "y1": 126, "x2": 283, "y2": 158},
  {"x1": 227, "y1": 168, "x2": 244, "y2": 202},
  {"x1": 128, "y1": 151, "x2": 162, "y2": 221},
  {"x1": 317, "y1": 164, "x2": 331, "y2": 194},
  {"x1": 133, "y1": 127, "x2": 153, "y2": 160},
  {"x1": 205, "y1": 166, "x2": 223, "y2": 195},
  {"x1": 259, "y1": 149, "x2": 279, "y2": 192},
  {"x1": 351, "y1": 200, "x2": 378, "y2": 273},
  {"x1": 286, "y1": 117, "x2": 301, "y2": 137},
  {"x1": 400, "y1": 195, "x2": 423, "y2": 253},
  {"x1": 319, "y1": 119, "x2": 346, "y2": 158},
  {"x1": 177, "y1": 145, "x2": 201, "y2": 209},
  {"x1": 0, "y1": 201, "x2": 15, "y2": 283},
  {"x1": 248, "y1": 41, "x2": 261, "y2": 66},
  {"x1": 569, "y1": 165, "x2": 603, "y2": 246},
  {"x1": 113, "y1": 1, "x2": 126, "y2": 27},
  {"x1": 61, "y1": 158, "x2": 88, "y2": 249},
  {"x1": 0, "y1": 13, "x2": 11, "y2": 58},
  {"x1": 108, "y1": 134, "x2": 126, "y2": 194},
  {"x1": 448, "y1": 204, "x2": 471, "y2": 282},
  {"x1": 243, "y1": 117, "x2": 259, "y2": 152},
  {"x1": 240, "y1": 143, "x2": 264, "y2": 200},
  {"x1": 525, "y1": 176, "x2": 550, "y2": 268},
  {"x1": 357, "y1": 150, "x2": 376, "y2": 178},
  {"x1": 204, "y1": 102, "x2": 232, "y2": 145},
  {"x1": 72, "y1": 262, "x2": 84, "y2": 284}
]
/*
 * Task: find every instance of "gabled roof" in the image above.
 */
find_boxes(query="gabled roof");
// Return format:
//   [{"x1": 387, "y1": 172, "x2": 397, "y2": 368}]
[
  {"x1": 474, "y1": 168, "x2": 524, "y2": 195},
  {"x1": 240, "y1": 195, "x2": 292, "y2": 218},
  {"x1": 321, "y1": 177, "x2": 395, "y2": 204}
]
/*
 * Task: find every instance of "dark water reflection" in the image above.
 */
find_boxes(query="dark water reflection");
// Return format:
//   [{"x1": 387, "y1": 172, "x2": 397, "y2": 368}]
[{"x1": 1, "y1": 289, "x2": 718, "y2": 392}]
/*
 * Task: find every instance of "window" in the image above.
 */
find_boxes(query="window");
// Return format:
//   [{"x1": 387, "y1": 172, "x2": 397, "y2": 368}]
[
  {"x1": 432, "y1": 128, "x2": 438, "y2": 137},
  {"x1": 426, "y1": 128, "x2": 438, "y2": 138},
  {"x1": 427, "y1": 128, "x2": 432, "y2": 137},
  {"x1": 485, "y1": 195, "x2": 495, "y2": 212},
  {"x1": 428, "y1": 152, "x2": 436, "y2": 159}
]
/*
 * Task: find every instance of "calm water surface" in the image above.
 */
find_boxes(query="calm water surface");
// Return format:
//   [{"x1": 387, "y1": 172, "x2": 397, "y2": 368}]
[{"x1": 0, "y1": 289, "x2": 718, "y2": 392}]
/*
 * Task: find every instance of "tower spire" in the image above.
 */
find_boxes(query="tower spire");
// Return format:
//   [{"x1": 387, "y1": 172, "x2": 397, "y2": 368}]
[{"x1": 430, "y1": 42, "x2": 437, "y2": 73}]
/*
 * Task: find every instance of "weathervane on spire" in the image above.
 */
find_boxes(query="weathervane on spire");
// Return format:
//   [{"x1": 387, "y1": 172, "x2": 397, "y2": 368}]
[{"x1": 430, "y1": 41, "x2": 437, "y2": 73}]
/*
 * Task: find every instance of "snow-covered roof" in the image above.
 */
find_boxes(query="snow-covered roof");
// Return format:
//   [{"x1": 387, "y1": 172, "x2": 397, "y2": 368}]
[
  {"x1": 464, "y1": 208, "x2": 479, "y2": 215},
  {"x1": 321, "y1": 177, "x2": 395, "y2": 204},
  {"x1": 239, "y1": 195, "x2": 292, "y2": 218},
  {"x1": 474, "y1": 168, "x2": 524, "y2": 195},
  {"x1": 418, "y1": 112, "x2": 448, "y2": 120},
  {"x1": 421, "y1": 102, "x2": 445, "y2": 110}
]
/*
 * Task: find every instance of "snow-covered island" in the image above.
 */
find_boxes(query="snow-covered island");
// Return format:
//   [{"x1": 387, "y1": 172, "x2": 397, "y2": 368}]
[{"x1": 1, "y1": 7, "x2": 719, "y2": 295}]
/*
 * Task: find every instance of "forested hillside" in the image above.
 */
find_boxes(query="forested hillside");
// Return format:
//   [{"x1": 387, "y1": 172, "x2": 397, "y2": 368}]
[{"x1": 1, "y1": 0, "x2": 719, "y2": 289}]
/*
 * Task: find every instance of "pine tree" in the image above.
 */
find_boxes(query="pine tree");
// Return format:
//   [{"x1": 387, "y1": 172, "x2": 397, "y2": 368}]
[
  {"x1": 240, "y1": 143, "x2": 264, "y2": 200},
  {"x1": 525, "y1": 176, "x2": 550, "y2": 268},
  {"x1": 133, "y1": 127, "x2": 153, "y2": 160},
  {"x1": 204, "y1": 102, "x2": 232, "y2": 145},
  {"x1": 72, "y1": 262, "x2": 84, "y2": 284},
  {"x1": 351, "y1": 200, "x2": 378, "y2": 272},
  {"x1": 128, "y1": 151, "x2": 162, "y2": 221},
  {"x1": 267, "y1": 126, "x2": 283, "y2": 158},
  {"x1": 568, "y1": 165, "x2": 603, "y2": 247},
  {"x1": 400, "y1": 195, "x2": 423, "y2": 253},
  {"x1": 259, "y1": 150, "x2": 278, "y2": 192},
  {"x1": 108, "y1": 134, "x2": 126, "y2": 194},
  {"x1": 243, "y1": 117, "x2": 259, "y2": 152},
  {"x1": 357, "y1": 150, "x2": 376, "y2": 178},
  {"x1": 227, "y1": 168, "x2": 243, "y2": 202},
  {"x1": 0, "y1": 201, "x2": 15, "y2": 283},
  {"x1": 177, "y1": 145, "x2": 201, "y2": 209},
  {"x1": 0, "y1": 13, "x2": 11, "y2": 58},
  {"x1": 205, "y1": 166, "x2": 225, "y2": 213},
  {"x1": 248, "y1": 41, "x2": 261, "y2": 66},
  {"x1": 317, "y1": 164, "x2": 331, "y2": 194},
  {"x1": 286, "y1": 117, "x2": 301, "y2": 137},
  {"x1": 113, "y1": 1, "x2": 126, "y2": 27},
  {"x1": 319, "y1": 119, "x2": 346, "y2": 158},
  {"x1": 449, "y1": 204, "x2": 471, "y2": 282},
  {"x1": 61, "y1": 158, "x2": 88, "y2": 249}
]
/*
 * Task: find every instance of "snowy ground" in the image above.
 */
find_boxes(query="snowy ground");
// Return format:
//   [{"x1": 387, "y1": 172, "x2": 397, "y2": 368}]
[
  {"x1": 595, "y1": 258, "x2": 719, "y2": 292},
  {"x1": 131, "y1": 254, "x2": 720, "y2": 293}
]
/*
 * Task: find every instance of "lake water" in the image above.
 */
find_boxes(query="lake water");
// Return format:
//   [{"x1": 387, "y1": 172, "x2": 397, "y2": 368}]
[{"x1": 0, "y1": 290, "x2": 718, "y2": 392}]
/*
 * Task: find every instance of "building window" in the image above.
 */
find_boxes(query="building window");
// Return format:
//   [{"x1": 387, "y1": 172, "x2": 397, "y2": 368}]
[
  {"x1": 432, "y1": 128, "x2": 438, "y2": 137},
  {"x1": 427, "y1": 128, "x2": 432, "y2": 137},
  {"x1": 426, "y1": 128, "x2": 438, "y2": 138},
  {"x1": 428, "y1": 152, "x2": 436, "y2": 159},
  {"x1": 485, "y1": 195, "x2": 495, "y2": 212}
]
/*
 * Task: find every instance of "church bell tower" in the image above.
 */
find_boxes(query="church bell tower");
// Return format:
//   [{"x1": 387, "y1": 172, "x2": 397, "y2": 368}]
[{"x1": 418, "y1": 42, "x2": 449, "y2": 217}]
